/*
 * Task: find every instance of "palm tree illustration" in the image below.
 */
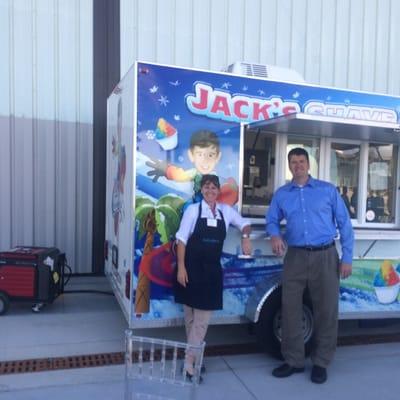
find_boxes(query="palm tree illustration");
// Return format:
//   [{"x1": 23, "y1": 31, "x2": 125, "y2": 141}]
[{"x1": 134, "y1": 194, "x2": 184, "y2": 313}]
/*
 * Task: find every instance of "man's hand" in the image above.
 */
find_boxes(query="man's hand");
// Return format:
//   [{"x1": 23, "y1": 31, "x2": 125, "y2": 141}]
[
  {"x1": 271, "y1": 236, "x2": 286, "y2": 257},
  {"x1": 146, "y1": 158, "x2": 168, "y2": 182},
  {"x1": 340, "y1": 263, "x2": 352, "y2": 279},
  {"x1": 177, "y1": 266, "x2": 188, "y2": 287}
]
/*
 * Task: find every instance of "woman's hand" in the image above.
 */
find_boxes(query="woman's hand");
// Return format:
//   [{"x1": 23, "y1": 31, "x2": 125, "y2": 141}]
[
  {"x1": 241, "y1": 237, "x2": 252, "y2": 255},
  {"x1": 176, "y1": 240, "x2": 188, "y2": 287},
  {"x1": 177, "y1": 265, "x2": 188, "y2": 287}
]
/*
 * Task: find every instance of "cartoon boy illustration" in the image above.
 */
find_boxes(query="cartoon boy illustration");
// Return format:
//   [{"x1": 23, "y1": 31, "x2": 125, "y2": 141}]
[{"x1": 146, "y1": 129, "x2": 238, "y2": 205}]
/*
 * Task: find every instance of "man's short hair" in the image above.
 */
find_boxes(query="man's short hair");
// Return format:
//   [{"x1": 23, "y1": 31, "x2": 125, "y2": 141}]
[
  {"x1": 288, "y1": 147, "x2": 309, "y2": 163},
  {"x1": 200, "y1": 174, "x2": 220, "y2": 189},
  {"x1": 190, "y1": 130, "x2": 220, "y2": 151}
]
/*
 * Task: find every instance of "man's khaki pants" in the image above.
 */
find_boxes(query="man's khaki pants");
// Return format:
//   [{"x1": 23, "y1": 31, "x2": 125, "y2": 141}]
[{"x1": 281, "y1": 246, "x2": 340, "y2": 368}]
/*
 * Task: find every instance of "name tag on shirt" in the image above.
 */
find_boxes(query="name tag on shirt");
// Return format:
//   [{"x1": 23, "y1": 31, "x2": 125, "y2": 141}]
[{"x1": 207, "y1": 218, "x2": 217, "y2": 227}]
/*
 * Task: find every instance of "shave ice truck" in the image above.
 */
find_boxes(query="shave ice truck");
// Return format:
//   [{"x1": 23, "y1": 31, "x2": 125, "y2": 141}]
[{"x1": 105, "y1": 61, "x2": 400, "y2": 357}]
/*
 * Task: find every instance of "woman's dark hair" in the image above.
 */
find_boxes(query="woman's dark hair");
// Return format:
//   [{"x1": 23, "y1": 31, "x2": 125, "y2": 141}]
[
  {"x1": 200, "y1": 174, "x2": 220, "y2": 188},
  {"x1": 288, "y1": 147, "x2": 309, "y2": 162}
]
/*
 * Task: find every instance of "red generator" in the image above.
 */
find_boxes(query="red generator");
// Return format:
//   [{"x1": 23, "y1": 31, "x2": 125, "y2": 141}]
[{"x1": 0, "y1": 246, "x2": 65, "y2": 315}]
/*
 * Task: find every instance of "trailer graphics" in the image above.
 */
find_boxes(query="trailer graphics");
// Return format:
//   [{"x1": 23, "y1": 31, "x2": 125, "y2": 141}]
[{"x1": 106, "y1": 62, "x2": 400, "y2": 336}]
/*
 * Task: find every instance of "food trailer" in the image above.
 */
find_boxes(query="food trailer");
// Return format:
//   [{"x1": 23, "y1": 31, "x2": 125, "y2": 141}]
[{"x1": 105, "y1": 61, "x2": 400, "y2": 357}]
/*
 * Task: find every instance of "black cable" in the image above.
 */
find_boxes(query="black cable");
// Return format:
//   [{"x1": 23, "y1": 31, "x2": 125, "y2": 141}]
[
  {"x1": 61, "y1": 258, "x2": 113, "y2": 295},
  {"x1": 63, "y1": 262, "x2": 72, "y2": 287}
]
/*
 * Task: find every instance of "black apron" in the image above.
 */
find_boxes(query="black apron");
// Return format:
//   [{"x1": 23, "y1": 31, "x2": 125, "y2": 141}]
[{"x1": 174, "y1": 202, "x2": 226, "y2": 310}]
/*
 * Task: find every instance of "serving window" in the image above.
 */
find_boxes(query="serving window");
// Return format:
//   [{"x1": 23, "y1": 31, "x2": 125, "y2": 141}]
[
  {"x1": 330, "y1": 142, "x2": 361, "y2": 220},
  {"x1": 327, "y1": 140, "x2": 398, "y2": 226},
  {"x1": 241, "y1": 114, "x2": 400, "y2": 229},
  {"x1": 240, "y1": 129, "x2": 276, "y2": 218},
  {"x1": 366, "y1": 143, "x2": 398, "y2": 224}
]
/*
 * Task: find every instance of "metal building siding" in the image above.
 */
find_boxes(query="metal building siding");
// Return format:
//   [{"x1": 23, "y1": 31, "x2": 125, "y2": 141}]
[
  {"x1": 0, "y1": 0, "x2": 93, "y2": 273},
  {"x1": 121, "y1": 0, "x2": 400, "y2": 96}
]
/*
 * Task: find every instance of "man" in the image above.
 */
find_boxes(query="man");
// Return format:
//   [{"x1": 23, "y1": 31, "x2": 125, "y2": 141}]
[
  {"x1": 341, "y1": 186, "x2": 355, "y2": 218},
  {"x1": 266, "y1": 147, "x2": 353, "y2": 384}
]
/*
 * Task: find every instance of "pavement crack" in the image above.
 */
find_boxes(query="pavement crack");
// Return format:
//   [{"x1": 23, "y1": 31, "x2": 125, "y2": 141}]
[{"x1": 221, "y1": 356, "x2": 258, "y2": 400}]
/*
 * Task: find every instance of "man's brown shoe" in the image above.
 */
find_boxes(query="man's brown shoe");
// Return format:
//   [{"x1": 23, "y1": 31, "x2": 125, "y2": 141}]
[
  {"x1": 311, "y1": 365, "x2": 327, "y2": 384},
  {"x1": 272, "y1": 363, "x2": 305, "y2": 378}
]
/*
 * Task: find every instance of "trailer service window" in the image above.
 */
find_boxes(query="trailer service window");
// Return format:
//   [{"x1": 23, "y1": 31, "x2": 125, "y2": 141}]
[
  {"x1": 241, "y1": 115, "x2": 400, "y2": 229},
  {"x1": 241, "y1": 130, "x2": 276, "y2": 218},
  {"x1": 329, "y1": 141, "x2": 398, "y2": 226}
]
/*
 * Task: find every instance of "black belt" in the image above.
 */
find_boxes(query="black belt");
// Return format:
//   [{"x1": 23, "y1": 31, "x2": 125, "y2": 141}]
[{"x1": 291, "y1": 242, "x2": 335, "y2": 252}]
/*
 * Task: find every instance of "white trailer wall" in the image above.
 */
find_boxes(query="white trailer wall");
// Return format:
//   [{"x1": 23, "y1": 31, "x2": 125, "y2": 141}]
[
  {"x1": 121, "y1": 0, "x2": 400, "y2": 96},
  {"x1": 0, "y1": 0, "x2": 93, "y2": 273}
]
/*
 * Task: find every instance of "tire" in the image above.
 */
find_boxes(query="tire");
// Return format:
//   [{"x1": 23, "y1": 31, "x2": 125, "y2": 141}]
[
  {"x1": 255, "y1": 288, "x2": 314, "y2": 359},
  {"x1": 0, "y1": 292, "x2": 10, "y2": 316}
]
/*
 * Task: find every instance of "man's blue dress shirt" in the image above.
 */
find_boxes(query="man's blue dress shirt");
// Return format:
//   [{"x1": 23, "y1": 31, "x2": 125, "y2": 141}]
[{"x1": 266, "y1": 176, "x2": 354, "y2": 264}]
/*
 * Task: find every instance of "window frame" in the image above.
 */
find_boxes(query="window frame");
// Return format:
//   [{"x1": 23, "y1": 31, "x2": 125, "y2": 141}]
[{"x1": 240, "y1": 126, "x2": 400, "y2": 231}]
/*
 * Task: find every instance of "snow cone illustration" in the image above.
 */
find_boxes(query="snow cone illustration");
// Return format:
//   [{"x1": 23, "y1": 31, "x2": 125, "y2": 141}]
[
  {"x1": 373, "y1": 260, "x2": 400, "y2": 304},
  {"x1": 155, "y1": 118, "x2": 178, "y2": 150}
]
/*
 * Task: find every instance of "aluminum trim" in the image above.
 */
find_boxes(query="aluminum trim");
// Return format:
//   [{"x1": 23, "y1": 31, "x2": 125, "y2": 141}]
[
  {"x1": 246, "y1": 112, "x2": 400, "y2": 131},
  {"x1": 254, "y1": 283, "x2": 280, "y2": 323}
]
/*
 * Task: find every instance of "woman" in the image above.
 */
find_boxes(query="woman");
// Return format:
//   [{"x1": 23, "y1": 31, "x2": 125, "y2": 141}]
[{"x1": 174, "y1": 174, "x2": 252, "y2": 380}]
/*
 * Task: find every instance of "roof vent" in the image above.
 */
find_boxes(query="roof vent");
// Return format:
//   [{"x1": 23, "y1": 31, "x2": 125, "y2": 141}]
[{"x1": 225, "y1": 62, "x2": 305, "y2": 83}]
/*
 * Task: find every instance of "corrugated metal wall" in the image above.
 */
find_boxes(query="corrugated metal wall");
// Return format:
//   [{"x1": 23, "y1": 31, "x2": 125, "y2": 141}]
[
  {"x1": 121, "y1": 0, "x2": 400, "y2": 96},
  {"x1": 2, "y1": 0, "x2": 400, "y2": 274},
  {"x1": 0, "y1": 0, "x2": 93, "y2": 273}
]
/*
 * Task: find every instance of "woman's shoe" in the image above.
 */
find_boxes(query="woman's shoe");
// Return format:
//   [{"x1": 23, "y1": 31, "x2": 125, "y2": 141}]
[
  {"x1": 184, "y1": 371, "x2": 203, "y2": 384},
  {"x1": 181, "y1": 363, "x2": 206, "y2": 374}
]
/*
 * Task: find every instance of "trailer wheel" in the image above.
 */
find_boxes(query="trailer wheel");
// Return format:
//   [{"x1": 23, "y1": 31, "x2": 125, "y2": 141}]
[
  {"x1": 255, "y1": 289, "x2": 314, "y2": 359},
  {"x1": 0, "y1": 292, "x2": 10, "y2": 316}
]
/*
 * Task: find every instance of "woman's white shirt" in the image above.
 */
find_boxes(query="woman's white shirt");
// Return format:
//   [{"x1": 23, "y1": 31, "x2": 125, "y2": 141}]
[{"x1": 175, "y1": 200, "x2": 250, "y2": 245}]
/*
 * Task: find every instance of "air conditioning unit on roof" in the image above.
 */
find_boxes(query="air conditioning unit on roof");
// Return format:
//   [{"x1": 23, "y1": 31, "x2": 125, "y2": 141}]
[{"x1": 226, "y1": 61, "x2": 305, "y2": 83}]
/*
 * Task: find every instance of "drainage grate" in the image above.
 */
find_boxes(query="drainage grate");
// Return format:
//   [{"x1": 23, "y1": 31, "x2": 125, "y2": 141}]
[
  {"x1": 0, "y1": 352, "x2": 124, "y2": 375},
  {"x1": 1, "y1": 334, "x2": 399, "y2": 376},
  {"x1": 0, "y1": 358, "x2": 51, "y2": 374}
]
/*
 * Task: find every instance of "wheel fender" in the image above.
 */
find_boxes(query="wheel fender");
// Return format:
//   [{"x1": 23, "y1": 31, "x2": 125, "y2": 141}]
[{"x1": 245, "y1": 271, "x2": 282, "y2": 323}]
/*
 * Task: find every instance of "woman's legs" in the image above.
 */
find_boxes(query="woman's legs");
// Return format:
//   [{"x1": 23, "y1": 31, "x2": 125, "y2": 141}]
[
  {"x1": 183, "y1": 305, "x2": 194, "y2": 339},
  {"x1": 183, "y1": 305, "x2": 212, "y2": 374}
]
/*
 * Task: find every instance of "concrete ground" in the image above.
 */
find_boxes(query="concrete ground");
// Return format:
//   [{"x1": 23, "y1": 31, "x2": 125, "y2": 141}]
[{"x1": 1, "y1": 276, "x2": 400, "y2": 399}]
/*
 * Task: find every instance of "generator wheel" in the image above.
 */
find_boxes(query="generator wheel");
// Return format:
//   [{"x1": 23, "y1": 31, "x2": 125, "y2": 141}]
[
  {"x1": 255, "y1": 288, "x2": 314, "y2": 359},
  {"x1": 0, "y1": 292, "x2": 10, "y2": 315}
]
